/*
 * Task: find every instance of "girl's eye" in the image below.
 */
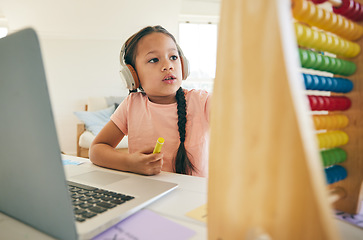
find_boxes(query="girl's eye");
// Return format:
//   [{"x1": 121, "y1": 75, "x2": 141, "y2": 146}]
[
  {"x1": 170, "y1": 55, "x2": 178, "y2": 61},
  {"x1": 149, "y1": 58, "x2": 159, "y2": 63}
]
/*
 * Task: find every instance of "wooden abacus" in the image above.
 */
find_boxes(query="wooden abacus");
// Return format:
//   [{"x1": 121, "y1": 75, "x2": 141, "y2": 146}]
[
  {"x1": 208, "y1": 0, "x2": 363, "y2": 239},
  {"x1": 292, "y1": 0, "x2": 363, "y2": 215}
]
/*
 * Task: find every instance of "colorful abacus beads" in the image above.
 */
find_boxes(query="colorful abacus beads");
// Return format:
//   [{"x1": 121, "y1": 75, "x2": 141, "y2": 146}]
[
  {"x1": 311, "y1": 0, "x2": 328, "y2": 3},
  {"x1": 293, "y1": 0, "x2": 363, "y2": 40},
  {"x1": 333, "y1": 0, "x2": 363, "y2": 22},
  {"x1": 308, "y1": 95, "x2": 351, "y2": 111},
  {"x1": 317, "y1": 130, "x2": 349, "y2": 149},
  {"x1": 313, "y1": 114, "x2": 349, "y2": 130},
  {"x1": 303, "y1": 73, "x2": 353, "y2": 93},
  {"x1": 295, "y1": 22, "x2": 361, "y2": 58},
  {"x1": 321, "y1": 148, "x2": 347, "y2": 167},
  {"x1": 311, "y1": 0, "x2": 363, "y2": 22},
  {"x1": 299, "y1": 49, "x2": 357, "y2": 76},
  {"x1": 325, "y1": 165, "x2": 347, "y2": 184}
]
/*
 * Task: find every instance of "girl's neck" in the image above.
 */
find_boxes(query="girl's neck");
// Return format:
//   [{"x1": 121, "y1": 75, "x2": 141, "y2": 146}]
[{"x1": 147, "y1": 94, "x2": 177, "y2": 104}]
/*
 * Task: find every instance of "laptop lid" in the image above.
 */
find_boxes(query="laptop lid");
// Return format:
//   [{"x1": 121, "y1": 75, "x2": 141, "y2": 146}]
[
  {"x1": 0, "y1": 28, "x2": 178, "y2": 240},
  {"x1": 0, "y1": 29, "x2": 78, "y2": 239}
]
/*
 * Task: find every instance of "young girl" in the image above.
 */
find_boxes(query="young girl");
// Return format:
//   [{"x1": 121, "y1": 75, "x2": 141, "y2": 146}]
[{"x1": 89, "y1": 25, "x2": 210, "y2": 177}]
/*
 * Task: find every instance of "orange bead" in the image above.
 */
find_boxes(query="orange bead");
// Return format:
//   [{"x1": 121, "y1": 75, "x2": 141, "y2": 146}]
[
  {"x1": 333, "y1": 116, "x2": 339, "y2": 128},
  {"x1": 326, "y1": 117, "x2": 333, "y2": 129},
  {"x1": 334, "y1": 15, "x2": 345, "y2": 37},
  {"x1": 313, "y1": 115, "x2": 320, "y2": 129},
  {"x1": 292, "y1": 0, "x2": 310, "y2": 22},
  {"x1": 340, "y1": 115, "x2": 349, "y2": 128},
  {"x1": 327, "y1": 13, "x2": 338, "y2": 33},
  {"x1": 314, "y1": 8, "x2": 326, "y2": 29},
  {"x1": 322, "y1": 116, "x2": 328, "y2": 129},
  {"x1": 343, "y1": 19, "x2": 355, "y2": 40}
]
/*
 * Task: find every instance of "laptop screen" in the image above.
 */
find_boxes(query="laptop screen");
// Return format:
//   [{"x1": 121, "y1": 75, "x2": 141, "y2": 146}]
[{"x1": 0, "y1": 28, "x2": 78, "y2": 240}]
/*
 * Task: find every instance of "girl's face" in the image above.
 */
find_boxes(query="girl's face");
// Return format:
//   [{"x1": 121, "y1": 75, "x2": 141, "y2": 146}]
[{"x1": 134, "y1": 32, "x2": 183, "y2": 104}]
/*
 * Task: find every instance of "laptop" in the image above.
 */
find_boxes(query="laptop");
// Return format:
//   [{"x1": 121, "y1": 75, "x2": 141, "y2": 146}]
[{"x1": 0, "y1": 28, "x2": 178, "y2": 240}]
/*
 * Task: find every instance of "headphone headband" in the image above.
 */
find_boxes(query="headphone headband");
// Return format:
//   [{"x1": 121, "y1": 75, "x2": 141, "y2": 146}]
[{"x1": 119, "y1": 41, "x2": 190, "y2": 90}]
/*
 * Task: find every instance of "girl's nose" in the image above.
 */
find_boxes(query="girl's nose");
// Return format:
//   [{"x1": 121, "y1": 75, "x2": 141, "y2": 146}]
[{"x1": 162, "y1": 60, "x2": 174, "y2": 71}]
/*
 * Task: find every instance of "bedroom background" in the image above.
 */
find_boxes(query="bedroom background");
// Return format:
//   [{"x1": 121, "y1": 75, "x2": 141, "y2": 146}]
[{"x1": 0, "y1": 0, "x2": 220, "y2": 155}]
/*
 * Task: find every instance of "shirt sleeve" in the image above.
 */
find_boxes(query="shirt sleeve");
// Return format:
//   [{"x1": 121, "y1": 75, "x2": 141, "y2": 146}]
[
  {"x1": 205, "y1": 92, "x2": 212, "y2": 123},
  {"x1": 110, "y1": 95, "x2": 129, "y2": 135},
  {"x1": 196, "y1": 89, "x2": 211, "y2": 124}
]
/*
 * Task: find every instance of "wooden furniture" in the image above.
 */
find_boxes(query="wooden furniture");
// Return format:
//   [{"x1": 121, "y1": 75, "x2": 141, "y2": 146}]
[
  {"x1": 76, "y1": 123, "x2": 90, "y2": 158},
  {"x1": 208, "y1": 0, "x2": 363, "y2": 239}
]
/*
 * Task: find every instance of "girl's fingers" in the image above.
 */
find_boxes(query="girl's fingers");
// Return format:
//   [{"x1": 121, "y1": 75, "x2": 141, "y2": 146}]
[
  {"x1": 148, "y1": 153, "x2": 163, "y2": 162},
  {"x1": 139, "y1": 147, "x2": 154, "y2": 154},
  {"x1": 149, "y1": 158, "x2": 163, "y2": 167}
]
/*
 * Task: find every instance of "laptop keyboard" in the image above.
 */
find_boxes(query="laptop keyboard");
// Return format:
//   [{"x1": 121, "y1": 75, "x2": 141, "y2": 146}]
[{"x1": 67, "y1": 181, "x2": 135, "y2": 222}]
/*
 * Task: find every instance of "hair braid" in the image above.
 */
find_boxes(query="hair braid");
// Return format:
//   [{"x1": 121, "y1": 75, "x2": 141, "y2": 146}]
[{"x1": 174, "y1": 87, "x2": 196, "y2": 175}]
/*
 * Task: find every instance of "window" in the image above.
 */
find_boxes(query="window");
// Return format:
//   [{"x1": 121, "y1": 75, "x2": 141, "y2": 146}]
[{"x1": 178, "y1": 16, "x2": 219, "y2": 92}]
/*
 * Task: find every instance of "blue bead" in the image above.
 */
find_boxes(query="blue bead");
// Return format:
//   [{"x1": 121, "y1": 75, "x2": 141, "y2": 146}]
[
  {"x1": 318, "y1": 76, "x2": 327, "y2": 91},
  {"x1": 303, "y1": 74, "x2": 313, "y2": 90},
  {"x1": 325, "y1": 77, "x2": 333, "y2": 90}
]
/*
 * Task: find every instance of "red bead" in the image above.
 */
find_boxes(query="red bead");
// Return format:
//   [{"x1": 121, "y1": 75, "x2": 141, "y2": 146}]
[
  {"x1": 350, "y1": 2, "x2": 363, "y2": 21},
  {"x1": 343, "y1": 97, "x2": 352, "y2": 110},
  {"x1": 323, "y1": 97, "x2": 332, "y2": 110},
  {"x1": 311, "y1": 0, "x2": 328, "y2": 3},
  {"x1": 333, "y1": 0, "x2": 355, "y2": 16},
  {"x1": 317, "y1": 96, "x2": 325, "y2": 110},
  {"x1": 331, "y1": 97, "x2": 339, "y2": 111},
  {"x1": 308, "y1": 96, "x2": 318, "y2": 110},
  {"x1": 346, "y1": 2, "x2": 361, "y2": 20},
  {"x1": 335, "y1": 97, "x2": 343, "y2": 110},
  {"x1": 329, "y1": 97, "x2": 337, "y2": 110}
]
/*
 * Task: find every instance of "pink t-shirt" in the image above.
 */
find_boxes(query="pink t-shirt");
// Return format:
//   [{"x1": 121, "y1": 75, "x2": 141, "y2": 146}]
[{"x1": 110, "y1": 89, "x2": 210, "y2": 177}]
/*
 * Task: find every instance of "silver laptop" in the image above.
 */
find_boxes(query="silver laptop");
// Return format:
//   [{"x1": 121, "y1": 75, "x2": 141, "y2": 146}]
[{"x1": 0, "y1": 28, "x2": 178, "y2": 240}]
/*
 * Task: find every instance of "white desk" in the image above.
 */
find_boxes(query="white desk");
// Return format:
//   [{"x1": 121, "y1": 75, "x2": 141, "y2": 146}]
[{"x1": 0, "y1": 155, "x2": 362, "y2": 240}]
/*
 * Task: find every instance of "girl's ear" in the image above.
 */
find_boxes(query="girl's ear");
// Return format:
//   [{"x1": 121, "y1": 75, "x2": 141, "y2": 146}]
[{"x1": 177, "y1": 44, "x2": 190, "y2": 80}]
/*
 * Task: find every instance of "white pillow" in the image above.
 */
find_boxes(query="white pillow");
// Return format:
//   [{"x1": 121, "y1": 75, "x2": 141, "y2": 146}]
[
  {"x1": 79, "y1": 130, "x2": 128, "y2": 149},
  {"x1": 74, "y1": 105, "x2": 115, "y2": 135}
]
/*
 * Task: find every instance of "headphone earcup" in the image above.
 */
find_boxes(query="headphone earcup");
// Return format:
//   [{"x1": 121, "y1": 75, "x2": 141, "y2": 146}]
[
  {"x1": 127, "y1": 65, "x2": 140, "y2": 89},
  {"x1": 120, "y1": 65, "x2": 140, "y2": 90},
  {"x1": 180, "y1": 56, "x2": 190, "y2": 80}
]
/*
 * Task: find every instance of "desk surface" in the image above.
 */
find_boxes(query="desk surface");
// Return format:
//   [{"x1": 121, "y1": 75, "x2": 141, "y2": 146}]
[{"x1": 0, "y1": 155, "x2": 362, "y2": 240}]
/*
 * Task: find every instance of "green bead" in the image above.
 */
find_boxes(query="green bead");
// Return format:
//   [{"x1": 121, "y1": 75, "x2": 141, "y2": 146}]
[
  {"x1": 328, "y1": 57, "x2": 337, "y2": 73},
  {"x1": 313, "y1": 54, "x2": 324, "y2": 70}
]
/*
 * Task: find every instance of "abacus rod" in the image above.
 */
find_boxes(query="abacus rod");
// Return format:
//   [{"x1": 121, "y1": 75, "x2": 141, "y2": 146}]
[{"x1": 329, "y1": 0, "x2": 343, "y2": 7}]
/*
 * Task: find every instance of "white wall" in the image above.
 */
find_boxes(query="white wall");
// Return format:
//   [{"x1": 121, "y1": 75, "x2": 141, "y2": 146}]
[{"x1": 1, "y1": 0, "x2": 220, "y2": 154}]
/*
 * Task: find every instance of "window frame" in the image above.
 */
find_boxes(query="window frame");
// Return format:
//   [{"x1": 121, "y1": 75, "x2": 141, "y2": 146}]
[{"x1": 178, "y1": 15, "x2": 219, "y2": 92}]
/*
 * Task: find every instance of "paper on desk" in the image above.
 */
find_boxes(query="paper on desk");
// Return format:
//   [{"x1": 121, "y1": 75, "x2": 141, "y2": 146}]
[
  {"x1": 186, "y1": 204, "x2": 207, "y2": 223},
  {"x1": 335, "y1": 209, "x2": 363, "y2": 229},
  {"x1": 92, "y1": 209, "x2": 195, "y2": 240},
  {"x1": 62, "y1": 159, "x2": 85, "y2": 165}
]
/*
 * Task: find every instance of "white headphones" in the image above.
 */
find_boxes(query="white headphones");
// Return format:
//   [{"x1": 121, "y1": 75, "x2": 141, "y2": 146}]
[{"x1": 119, "y1": 42, "x2": 190, "y2": 90}]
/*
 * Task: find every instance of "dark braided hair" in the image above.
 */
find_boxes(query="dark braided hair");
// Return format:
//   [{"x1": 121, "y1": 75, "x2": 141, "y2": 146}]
[
  {"x1": 174, "y1": 87, "x2": 196, "y2": 175},
  {"x1": 122, "y1": 26, "x2": 196, "y2": 175}
]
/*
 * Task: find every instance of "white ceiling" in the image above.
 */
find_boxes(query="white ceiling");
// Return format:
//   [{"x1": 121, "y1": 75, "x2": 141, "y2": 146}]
[{"x1": 1, "y1": 0, "x2": 221, "y2": 39}]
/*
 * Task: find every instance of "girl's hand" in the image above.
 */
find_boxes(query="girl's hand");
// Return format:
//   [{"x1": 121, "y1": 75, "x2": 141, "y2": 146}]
[{"x1": 127, "y1": 148, "x2": 163, "y2": 176}]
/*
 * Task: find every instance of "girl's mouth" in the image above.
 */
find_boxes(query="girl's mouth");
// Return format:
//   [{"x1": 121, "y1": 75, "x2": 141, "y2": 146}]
[{"x1": 162, "y1": 75, "x2": 177, "y2": 84}]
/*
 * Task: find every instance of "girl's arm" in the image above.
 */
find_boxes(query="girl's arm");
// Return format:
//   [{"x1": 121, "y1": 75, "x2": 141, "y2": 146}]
[{"x1": 89, "y1": 121, "x2": 163, "y2": 175}]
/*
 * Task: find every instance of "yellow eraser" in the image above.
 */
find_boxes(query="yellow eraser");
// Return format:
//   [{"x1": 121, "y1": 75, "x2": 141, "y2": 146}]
[{"x1": 153, "y1": 137, "x2": 165, "y2": 154}]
